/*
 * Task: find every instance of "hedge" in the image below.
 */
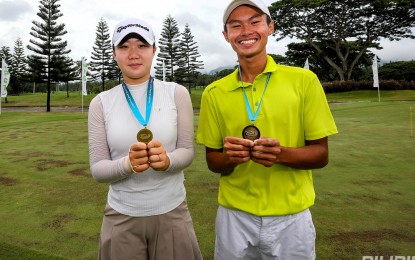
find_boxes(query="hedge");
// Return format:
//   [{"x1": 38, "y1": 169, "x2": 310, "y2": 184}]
[{"x1": 322, "y1": 80, "x2": 415, "y2": 93}]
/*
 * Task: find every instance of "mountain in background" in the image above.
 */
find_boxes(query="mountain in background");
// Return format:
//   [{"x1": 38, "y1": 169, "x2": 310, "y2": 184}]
[{"x1": 208, "y1": 65, "x2": 235, "y2": 75}]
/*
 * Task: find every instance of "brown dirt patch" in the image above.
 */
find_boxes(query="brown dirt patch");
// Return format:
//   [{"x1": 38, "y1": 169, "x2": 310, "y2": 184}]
[
  {"x1": 68, "y1": 168, "x2": 89, "y2": 177},
  {"x1": 0, "y1": 176, "x2": 17, "y2": 186},
  {"x1": 42, "y1": 214, "x2": 78, "y2": 230},
  {"x1": 35, "y1": 159, "x2": 71, "y2": 171}
]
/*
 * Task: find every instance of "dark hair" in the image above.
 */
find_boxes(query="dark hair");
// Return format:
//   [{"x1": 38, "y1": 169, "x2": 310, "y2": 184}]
[{"x1": 112, "y1": 33, "x2": 156, "y2": 50}]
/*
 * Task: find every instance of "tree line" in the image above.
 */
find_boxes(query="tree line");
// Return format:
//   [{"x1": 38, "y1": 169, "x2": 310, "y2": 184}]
[
  {"x1": 87, "y1": 15, "x2": 205, "y2": 94},
  {"x1": 1, "y1": 0, "x2": 414, "y2": 111},
  {"x1": 0, "y1": 0, "x2": 204, "y2": 111},
  {"x1": 269, "y1": 0, "x2": 415, "y2": 81}
]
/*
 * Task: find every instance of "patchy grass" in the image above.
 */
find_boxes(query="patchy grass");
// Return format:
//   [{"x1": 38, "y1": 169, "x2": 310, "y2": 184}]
[{"x1": 0, "y1": 92, "x2": 414, "y2": 259}]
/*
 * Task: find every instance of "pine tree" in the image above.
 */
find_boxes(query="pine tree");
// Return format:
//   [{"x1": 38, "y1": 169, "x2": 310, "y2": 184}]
[
  {"x1": 90, "y1": 17, "x2": 112, "y2": 92},
  {"x1": 107, "y1": 58, "x2": 121, "y2": 83},
  {"x1": 154, "y1": 15, "x2": 181, "y2": 81},
  {"x1": 64, "y1": 56, "x2": 78, "y2": 96},
  {"x1": 27, "y1": 0, "x2": 70, "y2": 112},
  {"x1": 26, "y1": 54, "x2": 46, "y2": 87},
  {"x1": 0, "y1": 46, "x2": 12, "y2": 65},
  {"x1": 50, "y1": 55, "x2": 77, "y2": 97},
  {"x1": 176, "y1": 24, "x2": 204, "y2": 91},
  {"x1": 10, "y1": 38, "x2": 26, "y2": 95}
]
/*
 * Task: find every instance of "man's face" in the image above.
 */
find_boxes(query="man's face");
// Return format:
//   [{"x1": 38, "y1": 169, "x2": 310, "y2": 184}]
[
  {"x1": 113, "y1": 38, "x2": 156, "y2": 84},
  {"x1": 223, "y1": 5, "x2": 274, "y2": 59}
]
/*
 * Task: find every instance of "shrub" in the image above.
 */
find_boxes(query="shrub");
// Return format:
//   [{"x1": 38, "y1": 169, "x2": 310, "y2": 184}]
[{"x1": 322, "y1": 80, "x2": 415, "y2": 93}]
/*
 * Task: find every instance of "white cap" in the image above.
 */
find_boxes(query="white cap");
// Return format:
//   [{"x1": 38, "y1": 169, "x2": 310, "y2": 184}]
[
  {"x1": 112, "y1": 18, "x2": 155, "y2": 46},
  {"x1": 223, "y1": 0, "x2": 271, "y2": 25}
]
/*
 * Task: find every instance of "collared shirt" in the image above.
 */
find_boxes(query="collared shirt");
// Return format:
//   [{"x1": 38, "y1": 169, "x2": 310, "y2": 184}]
[{"x1": 196, "y1": 55, "x2": 338, "y2": 216}]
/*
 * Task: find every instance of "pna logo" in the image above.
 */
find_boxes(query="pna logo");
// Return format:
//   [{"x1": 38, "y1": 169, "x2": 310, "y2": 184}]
[{"x1": 363, "y1": 257, "x2": 415, "y2": 260}]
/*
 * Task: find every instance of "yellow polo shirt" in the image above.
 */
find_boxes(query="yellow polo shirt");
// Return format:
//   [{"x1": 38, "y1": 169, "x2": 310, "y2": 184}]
[{"x1": 196, "y1": 56, "x2": 338, "y2": 216}]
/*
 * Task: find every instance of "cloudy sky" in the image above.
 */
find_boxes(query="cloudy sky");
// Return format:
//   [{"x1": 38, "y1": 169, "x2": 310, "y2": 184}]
[{"x1": 1, "y1": 0, "x2": 415, "y2": 74}]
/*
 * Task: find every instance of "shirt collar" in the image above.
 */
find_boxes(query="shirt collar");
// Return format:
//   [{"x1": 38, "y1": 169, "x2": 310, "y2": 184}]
[{"x1": 225, "y1": 55, "x2": 278, "y2": 92}]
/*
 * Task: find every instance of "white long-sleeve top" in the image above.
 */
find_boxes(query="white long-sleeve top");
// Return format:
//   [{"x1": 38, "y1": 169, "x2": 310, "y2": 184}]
[{"x1": 88, "y1": 79, "x2": 194, "y2": 217}]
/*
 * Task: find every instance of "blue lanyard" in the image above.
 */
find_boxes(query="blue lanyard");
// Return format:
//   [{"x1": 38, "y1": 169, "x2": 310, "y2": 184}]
[
  {"x1": 122, "y1": 77, "x2": 154, "y2": 127},
  {"x1": 238, "y1": 66, "x2": 271, "y2": 123}
]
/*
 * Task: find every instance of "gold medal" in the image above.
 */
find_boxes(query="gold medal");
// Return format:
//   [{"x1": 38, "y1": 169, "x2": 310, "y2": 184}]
[
  {"x1": 137, "y1": 128, "x2": 153, "y2": 144},
  {"x1": 238, "y1": 65, "x2": 271, "y2": 142},
  {"x1": 242, "y1": 125, "x2": 260, "y2": 141}
]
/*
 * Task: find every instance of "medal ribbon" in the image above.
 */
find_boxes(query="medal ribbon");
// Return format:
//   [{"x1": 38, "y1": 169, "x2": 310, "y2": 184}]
[
  {"x1": 122, "y1": 77, "x2": 154, "y2": 127},
  {"x1": 238, "y1": 66, "x2": 271, "y2": 123}
]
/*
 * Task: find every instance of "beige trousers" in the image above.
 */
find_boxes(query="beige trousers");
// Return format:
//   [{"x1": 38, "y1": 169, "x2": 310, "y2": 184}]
[{"x1": 99, "y1": 201, "x2": 203, "y2": 260}]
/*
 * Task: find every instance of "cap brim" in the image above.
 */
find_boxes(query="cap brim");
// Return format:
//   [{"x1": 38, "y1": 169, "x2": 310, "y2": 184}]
[
  {"x1": 113, "y1": 31, "x2": 154, "y2": 46},
  {"x1": 223, "y1": 0, "x2": 270, "y2": 24}
]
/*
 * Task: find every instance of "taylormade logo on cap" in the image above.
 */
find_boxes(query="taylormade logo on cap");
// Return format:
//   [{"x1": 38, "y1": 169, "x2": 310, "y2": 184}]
[
  {"x1": 112, "y1": 18, "x2": 155, "y2": 46},
  {"x1": 223, "y1": 0, "x2": 271, "y2": 24},
  {"x1": 116, "y1": 23, "x2": 150, "y2": 34}
]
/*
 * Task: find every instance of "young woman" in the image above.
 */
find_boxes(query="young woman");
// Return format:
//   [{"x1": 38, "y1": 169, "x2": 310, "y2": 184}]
[{"x1": 88, "y1": 17, "x2": 202, "y2": 260}]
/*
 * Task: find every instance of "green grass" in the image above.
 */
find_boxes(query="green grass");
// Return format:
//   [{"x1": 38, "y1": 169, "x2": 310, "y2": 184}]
[
  {"x1": 1, "y1": 91, "x2": 95, "y2": 108},
  {"x1": 314, "y1": 101, "x2": 415, "y2": 258},
  {"x1": 1, "y1": 88, "x2": 203, "y2": 110},
  {"x1": 2, "y1": 88, "x2": 415, "y2": 110},
  {"x1": 0, "y1": 112, "x2": 104, "y2": 259},
  {"x1": 0, "y1": 90, "x2": 415, "y2": 259},
  {"x1": 326, "y1": 89, "x2": 415, "y2": 102}
]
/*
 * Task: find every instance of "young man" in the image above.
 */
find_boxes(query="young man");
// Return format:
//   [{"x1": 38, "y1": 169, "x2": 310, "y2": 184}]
[
  {"x1": 88, "y1": 18, "x2": 202, "y2": 260},
  {"x1": 196, "y1": 0, "x2": 338, "y2": 259}
]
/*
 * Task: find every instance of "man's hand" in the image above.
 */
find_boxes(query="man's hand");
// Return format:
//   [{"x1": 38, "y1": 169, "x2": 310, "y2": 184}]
[
  {"x1": 223, "y1": 136, "x2": 254, "y2": 165},
  {"x1": 251, "y1": 137, "x2": 281, "y2": 167},
  {"x1": 205, "y1": 136, "x2": 253, "y2": 175}
]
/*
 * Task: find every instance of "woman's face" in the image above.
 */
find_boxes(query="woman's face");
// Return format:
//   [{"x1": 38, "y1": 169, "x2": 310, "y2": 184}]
[{"x1": 113, "y1": 37, "x2": 156, "y2": 84}]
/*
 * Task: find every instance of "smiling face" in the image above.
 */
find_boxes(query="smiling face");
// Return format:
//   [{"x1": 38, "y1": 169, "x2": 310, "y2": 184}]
[
  {"x1": 223, "y1": 5, "x2": 274, "y2": 61},
  {"x1": 113, "y1": 34, "x2": 156, "y2": 85}
]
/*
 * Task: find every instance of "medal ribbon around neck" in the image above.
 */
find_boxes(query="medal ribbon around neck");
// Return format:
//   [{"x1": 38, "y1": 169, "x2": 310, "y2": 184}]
[
  {"x1": 238, "y1": 66, "x2": 271, "y2": 124},
  {"x1": 122, "y1": 76, "x2": 154, "y2": 127}
]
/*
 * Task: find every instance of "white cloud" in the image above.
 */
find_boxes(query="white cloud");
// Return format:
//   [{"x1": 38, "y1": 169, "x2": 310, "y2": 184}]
[
  {"x1": 0, "y1": 0, "x2": 32, "y2": 21},
  {"x1": 371, "y1": 38, "x2": 415, "y2": 63}
]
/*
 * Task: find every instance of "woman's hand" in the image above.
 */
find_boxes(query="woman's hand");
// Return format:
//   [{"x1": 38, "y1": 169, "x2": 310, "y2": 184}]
[
  {"x1": 129, "y1": 142, "x2": 150, "y2": 173},
  {"x1": 147, "y1": 140, "x2": 170, "y2": 171}
]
